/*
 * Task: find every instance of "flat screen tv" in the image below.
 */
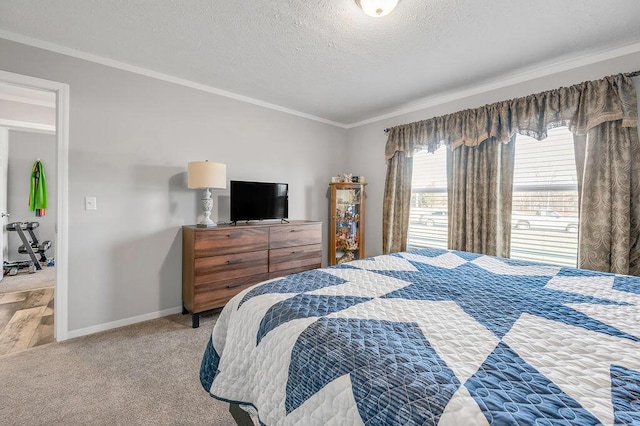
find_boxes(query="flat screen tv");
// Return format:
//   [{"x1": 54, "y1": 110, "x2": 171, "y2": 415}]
[{"x1": 230, "y1": 180, "x2": 289, "y2": 223}]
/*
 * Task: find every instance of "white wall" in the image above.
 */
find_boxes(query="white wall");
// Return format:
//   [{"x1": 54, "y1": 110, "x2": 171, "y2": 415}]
[
  {"x1": 346, "y1": 51, "x2": 640, "y2": 258},
  {"x1": 0, "y1": 38, "x2": 348, "y2": 332},
  {"x1": 7, "y1": 130, "x2": 56, "y2": 259}
]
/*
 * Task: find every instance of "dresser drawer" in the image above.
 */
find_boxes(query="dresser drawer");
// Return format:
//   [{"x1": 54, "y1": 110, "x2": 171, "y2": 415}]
[
  {"x1": 269, "y1": 223, "x2": 322, "y2": 249},
  {"x1": 195, "y1": 227, "x2": 269, "y2": 257},
  {"x1": 194, "y1": 250, "x2": 268, "y2": 285},
  {"x1": 193, "y1": 273, "x2": 269, "y2": 312},
  {"x1": 269, "y1": 243, "x2": 322, "y2": 272}
]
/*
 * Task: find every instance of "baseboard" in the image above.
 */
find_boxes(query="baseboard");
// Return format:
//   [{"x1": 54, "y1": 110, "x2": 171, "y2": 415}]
[{"x1": 65, "y1": 306, "x2": 183, "y2": 340}]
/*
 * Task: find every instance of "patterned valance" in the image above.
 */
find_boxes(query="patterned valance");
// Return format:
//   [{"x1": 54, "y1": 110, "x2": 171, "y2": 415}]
[{"x1": 385, "y1": 73, "x2": 638, "y2": 160}]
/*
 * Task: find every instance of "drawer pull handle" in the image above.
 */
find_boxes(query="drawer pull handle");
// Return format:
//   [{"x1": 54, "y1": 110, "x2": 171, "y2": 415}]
[
  {"x1": 226, "y1": 259, "x2": 241, "y2": 264},
  {"x1": 290, "y1": 229, "x2": 298, "y2": 232},
  {"x1": 291, "y1": 251, "x2": 297, "y2": 255},
  {"x1": 227, "y1": 283, "x2": 243, "y2": 289}
]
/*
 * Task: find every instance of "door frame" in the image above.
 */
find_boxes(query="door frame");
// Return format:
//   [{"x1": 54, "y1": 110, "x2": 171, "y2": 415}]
[{"x1": 0, "y1": 69, "x2": 69, "y2": 341}]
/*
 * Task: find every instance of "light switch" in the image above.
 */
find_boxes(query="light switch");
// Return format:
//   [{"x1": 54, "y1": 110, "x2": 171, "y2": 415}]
[{"x1": 85, "y1": 196, "x2": 97, "y2": 211}]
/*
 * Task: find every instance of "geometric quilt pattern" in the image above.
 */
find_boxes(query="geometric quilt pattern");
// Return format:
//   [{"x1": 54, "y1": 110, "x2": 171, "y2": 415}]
[{"x1": 201, "y1": 248, "x2": 640, "y2": 425}]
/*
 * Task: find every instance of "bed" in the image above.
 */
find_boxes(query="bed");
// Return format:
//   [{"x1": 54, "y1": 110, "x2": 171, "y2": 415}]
[{"x1": 200, "y1": 247, "x2": 640, "y2": 425}]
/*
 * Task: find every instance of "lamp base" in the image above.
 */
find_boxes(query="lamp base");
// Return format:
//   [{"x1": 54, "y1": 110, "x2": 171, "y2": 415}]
[
  {"x1": 196, "y1": 221, "x2": 217, "y2": 228},
  {"x1": 197, "y1": 188, "x2": 217, "y2": 228}
]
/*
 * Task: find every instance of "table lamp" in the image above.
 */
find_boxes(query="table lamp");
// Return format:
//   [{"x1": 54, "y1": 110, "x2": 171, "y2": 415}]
[{"x1": 188, "y1": 161, "x2": 227, "y2": 227}]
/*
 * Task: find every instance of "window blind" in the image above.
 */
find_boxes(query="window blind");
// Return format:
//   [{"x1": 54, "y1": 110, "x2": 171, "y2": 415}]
[
  {"x1": 407, "y1": 146, "x2": 448, "y2": 250},
  {"x1": 510, "y1": 127, "x2": 578, "y2": 266}
]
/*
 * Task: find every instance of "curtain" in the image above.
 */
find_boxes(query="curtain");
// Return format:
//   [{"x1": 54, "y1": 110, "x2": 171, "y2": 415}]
[
  {"x1": 447, "y1": 136, "x2": 515, "y2": 257},
  {"x1": 382, "y1": 152, "x2": 413, "y2": 254},
  {"x1": 574, "y1": 121, "x2": 640, "y2": 274},
  {"x1": 384, "y1": 74, "x2": 636, "y2": 157},
  {"x1": 383, "y1": 72, "x2": 638, "y2": 260}
]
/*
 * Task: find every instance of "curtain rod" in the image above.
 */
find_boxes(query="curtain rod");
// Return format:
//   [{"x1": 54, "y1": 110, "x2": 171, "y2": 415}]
[{"x1": 383, "y1": 70, "x2": 640, "y2": 133}]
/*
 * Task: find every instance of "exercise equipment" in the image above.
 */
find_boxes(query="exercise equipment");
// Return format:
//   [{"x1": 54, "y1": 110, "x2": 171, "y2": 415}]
[
  {"x1": 3, "y1": 260, "x2": 36, "y2": 276},
  {"x1": 17, "y1": 222, "x2": 52, "y2": 262},
  {"x1": 6, "y1": 221, "x2": 53, "y2": 271}
]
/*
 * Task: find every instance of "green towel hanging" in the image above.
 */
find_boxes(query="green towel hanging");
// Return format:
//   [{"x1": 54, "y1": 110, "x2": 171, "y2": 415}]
[{"x1": 29, "y1": 160, "x2": 48, "y2": 216}]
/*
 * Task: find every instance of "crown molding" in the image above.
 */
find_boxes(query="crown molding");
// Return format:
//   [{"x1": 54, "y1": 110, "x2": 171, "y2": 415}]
[
  {"x1": 0, "y1": 92, "x2": 55, "y2": 108},
  {"x1": 346, "y1": 40, "x2": 640, "y2": 129},
  {"x1": 2, "y1": 29, "x2": 639, "y2": 131},
  {"x1": 0, "y1": 118, "x2": 55, "y2": 134},
  {"x1": 0, "y1": 30, "x2": 349, "y2": 129}
]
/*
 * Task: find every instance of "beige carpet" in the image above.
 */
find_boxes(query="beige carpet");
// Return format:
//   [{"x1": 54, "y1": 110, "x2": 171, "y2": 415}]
[
  {"x1": 0, "y1": 265, "x2": 56, "y2": 294},
  {"x1": 0, "y1": 310, "x2": 236, "y2": 425}
]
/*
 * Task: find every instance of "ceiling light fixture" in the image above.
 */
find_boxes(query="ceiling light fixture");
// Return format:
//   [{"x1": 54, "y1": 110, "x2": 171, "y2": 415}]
[{"x1": 355, "y1": 0, "x2": 399, "y2": 17}]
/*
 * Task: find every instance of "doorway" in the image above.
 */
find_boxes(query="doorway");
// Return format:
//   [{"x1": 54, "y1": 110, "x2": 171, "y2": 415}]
[
  {"x1": 0, "y1": 115, "x2": 56, "y2": 354},
  {"x1": 0, "y1": 70, "x2": 69, "y2": 347}
]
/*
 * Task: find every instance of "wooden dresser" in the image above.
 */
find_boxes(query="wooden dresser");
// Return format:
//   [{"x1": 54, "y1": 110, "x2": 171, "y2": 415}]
[{"x1": 182, "y1": 220, "x2": 322, "y2": 327}]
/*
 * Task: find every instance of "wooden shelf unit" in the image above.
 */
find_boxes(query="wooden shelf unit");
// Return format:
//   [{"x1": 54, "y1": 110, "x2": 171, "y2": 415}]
[
  {"x1": 329, "y1": 182, "x2": 366, "y2": 265},
  {"x1": 182, "y1": 220, "x2": 322, "y2": 327}
]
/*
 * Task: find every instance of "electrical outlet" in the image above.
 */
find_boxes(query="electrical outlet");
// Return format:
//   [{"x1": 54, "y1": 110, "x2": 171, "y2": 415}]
[{"x1": 85, "y1": 196, "x2": 97, "y2": 211}]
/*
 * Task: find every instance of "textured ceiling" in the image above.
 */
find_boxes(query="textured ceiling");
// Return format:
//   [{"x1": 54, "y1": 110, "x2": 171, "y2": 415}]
[{"x1": 1, "y1": 0, "x2": 640, "y2": 125}]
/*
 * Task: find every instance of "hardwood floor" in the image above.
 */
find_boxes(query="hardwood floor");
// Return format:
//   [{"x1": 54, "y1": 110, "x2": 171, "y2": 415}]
[{"x1": 0, "y1": 287, "x2": 54, "y2": 356}]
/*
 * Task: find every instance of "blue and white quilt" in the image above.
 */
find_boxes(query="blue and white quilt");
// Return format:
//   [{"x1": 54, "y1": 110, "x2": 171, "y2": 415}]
[{"x1": 200, "y1": 248, "x2": 640, "y2": 425}]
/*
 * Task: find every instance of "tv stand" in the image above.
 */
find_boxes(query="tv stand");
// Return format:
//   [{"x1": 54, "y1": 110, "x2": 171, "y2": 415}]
[{"x1": 181, "y1": 220, "x2": 322, "y2": 328}]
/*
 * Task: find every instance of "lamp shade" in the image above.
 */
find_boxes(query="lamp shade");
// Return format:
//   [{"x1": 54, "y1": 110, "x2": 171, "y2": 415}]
[{"x1": 187, "y1": 161, "x2": 227, "y2": 189}]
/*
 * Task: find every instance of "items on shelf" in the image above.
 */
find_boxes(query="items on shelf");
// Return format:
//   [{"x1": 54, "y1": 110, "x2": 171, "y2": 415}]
[
  {"x1": 331, "y1": 173, "x2": 366, "y2": 183},
  {"x1": 329, "y1": 182, "x2": 366, "y2": 266}
]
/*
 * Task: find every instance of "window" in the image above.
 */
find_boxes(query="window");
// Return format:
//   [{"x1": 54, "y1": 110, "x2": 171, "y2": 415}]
[
  {"x1": 407, "y1": 146, "x2": 448, "y2": 250},
  {"x1": 407, "y1": 127, "x2": 579, "y2": 267},
  {"x1": 511, "y1": 127, "x2": 578, "y2": 266}
]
